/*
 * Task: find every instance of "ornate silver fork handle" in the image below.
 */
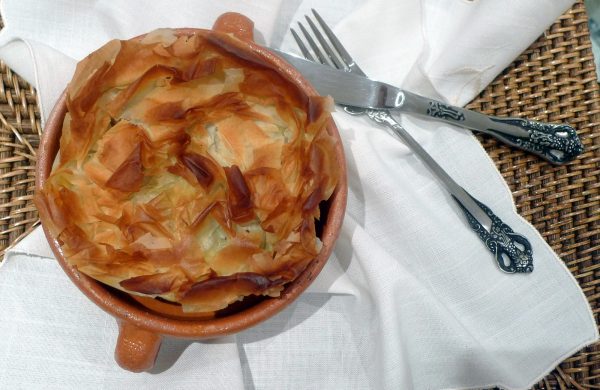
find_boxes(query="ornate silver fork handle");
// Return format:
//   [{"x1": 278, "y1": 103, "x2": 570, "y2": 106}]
[
  {"x1": 293, "y1": 8, "x2": 534, "y2": 273},
  {"x1": 401, "y1": 91, "x2": 583, "y2": 165},
  {"x1": 366, "y1": 109, "x2": 533, "y2": 273}
]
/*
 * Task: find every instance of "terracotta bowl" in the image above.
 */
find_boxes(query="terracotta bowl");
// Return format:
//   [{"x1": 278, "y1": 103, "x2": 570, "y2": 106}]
[{"x1": 35, "y1": 12, "x2": 347, "y2": 372}]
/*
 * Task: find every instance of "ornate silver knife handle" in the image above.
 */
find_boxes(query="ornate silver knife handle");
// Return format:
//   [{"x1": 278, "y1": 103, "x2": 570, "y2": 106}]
[
  {"x1": 400, "y1": 91, "x2": 584, "y2": 164},
  {"x1": 365, "y1": 109, "x2": 534, "y2": 273},
  {"x1": 484, "y1": 117, "x2": 583, "y2": 164}
]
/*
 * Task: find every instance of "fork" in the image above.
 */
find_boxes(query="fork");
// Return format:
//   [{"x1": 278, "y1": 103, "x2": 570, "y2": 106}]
[
  {"x1": 291, "y1": 9, "x2": 534, "y2": 273},
  {"x1": 291, "y1": 12, "x2": 583, "y2": 166}
]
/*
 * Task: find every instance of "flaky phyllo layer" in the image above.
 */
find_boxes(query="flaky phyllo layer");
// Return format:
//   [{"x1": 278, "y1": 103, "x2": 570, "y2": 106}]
[{"x1": 35, "y1": 29, "x2": 339, "y2": 312}]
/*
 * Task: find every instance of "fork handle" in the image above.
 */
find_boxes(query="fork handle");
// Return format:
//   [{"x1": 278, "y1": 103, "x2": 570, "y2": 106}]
[
  {"x1": 367, "y1": 110, "x2": 533, "y2": 273},
  {"x1": 452, "y1": 193, "x2": 533, "y2": 273},
  {"x1": 399, "y1": 91, "x2": 584, "y2": 164}
]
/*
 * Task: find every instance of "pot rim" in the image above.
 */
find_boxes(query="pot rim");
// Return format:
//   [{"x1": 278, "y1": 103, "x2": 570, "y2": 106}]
[{"x1": 35, "y1": 19, "x2": 347, "y2": 339}]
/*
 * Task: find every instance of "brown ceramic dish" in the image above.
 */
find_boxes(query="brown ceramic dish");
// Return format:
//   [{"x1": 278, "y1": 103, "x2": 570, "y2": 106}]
[{"x1": 35, "y1": 12, "x2": 347, "y2": 372}]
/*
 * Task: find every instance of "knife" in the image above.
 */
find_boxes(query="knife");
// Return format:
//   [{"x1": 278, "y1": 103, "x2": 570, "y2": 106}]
[{"x1": 274, "y1": 50, "x2": 583, "y2": 165}]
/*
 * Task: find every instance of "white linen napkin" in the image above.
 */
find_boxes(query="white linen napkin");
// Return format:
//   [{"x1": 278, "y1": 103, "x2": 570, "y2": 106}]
[{"x1": 0, "y1": 0, "x2": 597, "y2": 389}]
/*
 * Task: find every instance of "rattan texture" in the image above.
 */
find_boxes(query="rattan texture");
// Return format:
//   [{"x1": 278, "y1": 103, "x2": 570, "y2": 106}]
[
  {"x1": 0, "y1": 16, "x2": 41, "y2": 258},
  {"x1": 0, "y1": 1, "x2": 597, "y2": 388},
  {"x1": 466, "y1": 2, "x2": 600, "y2": 388}
]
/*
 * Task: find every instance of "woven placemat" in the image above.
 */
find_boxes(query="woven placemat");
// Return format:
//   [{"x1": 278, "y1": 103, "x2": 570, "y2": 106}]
[
  {"x1": 0, "y1": 17, "x2": 41, "y2": 257},
  {"x1": 0, "y1": 1, "x2": 598, "y2": 388},
  {"x1": 466, "y1": 1, "x2": 600, "y2": 388}
]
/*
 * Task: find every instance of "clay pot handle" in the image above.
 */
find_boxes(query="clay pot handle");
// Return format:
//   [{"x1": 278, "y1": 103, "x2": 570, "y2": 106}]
[
  {"x1": 213, "y1": 12, "x2": 254, "y2": 41},
  {"x1": 114, "y1": 320, "x2": 162, "y2": 372}
]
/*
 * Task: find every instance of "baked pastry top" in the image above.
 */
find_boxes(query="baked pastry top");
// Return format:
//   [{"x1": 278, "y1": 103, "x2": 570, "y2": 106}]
[{"x1": 35, "y1": 28, "x2": 340, "y2": 312}]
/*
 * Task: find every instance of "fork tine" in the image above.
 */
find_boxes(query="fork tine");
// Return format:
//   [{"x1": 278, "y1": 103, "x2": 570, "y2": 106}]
[
  {"x1": 304, "y1": 15, "x2": 346, "y2": 70},
  {"x1": 297, "y1": 22, "x2": 329, "y2": 66},
  {"x1": 310, "y1": 9, "x2": 365, "y2": 76},
  {"x1": 291, "y1": 28, "x2": 315, "y2": 62}
]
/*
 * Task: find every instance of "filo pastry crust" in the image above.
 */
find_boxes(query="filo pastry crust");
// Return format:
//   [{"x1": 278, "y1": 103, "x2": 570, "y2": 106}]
[{"x1": 35, "y1": 28, "x2": 340, "y2": 312}]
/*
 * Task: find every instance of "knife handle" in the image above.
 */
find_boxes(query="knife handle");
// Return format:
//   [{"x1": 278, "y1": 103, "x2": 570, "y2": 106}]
[{"x1": 399, "y1": 91, "x2": 584, "y2": 164}]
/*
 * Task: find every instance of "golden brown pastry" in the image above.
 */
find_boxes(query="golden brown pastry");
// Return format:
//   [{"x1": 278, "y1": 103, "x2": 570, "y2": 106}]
[{"x1": 35, "y1": 28, "x2": 340, "y2": 312}]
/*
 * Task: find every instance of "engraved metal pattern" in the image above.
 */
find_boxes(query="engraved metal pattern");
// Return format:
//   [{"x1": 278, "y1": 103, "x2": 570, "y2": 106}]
[
  {"x1": 488, "y1": 118, "x2": 584, "y2": 164},
  {"x1": 426, "y1": 102, "x2": 466, "y2": 121},
  {"x1": 366, "y1": 109, "x2": 395, "y2": 125},
  {"x1": 454, "y1": 195, "x2": 534, "y2": 273}
]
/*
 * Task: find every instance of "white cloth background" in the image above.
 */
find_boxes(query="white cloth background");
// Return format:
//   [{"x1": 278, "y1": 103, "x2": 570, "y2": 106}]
[{"x1": 0, "y1": 1, "x2": 597, "y2": 389}]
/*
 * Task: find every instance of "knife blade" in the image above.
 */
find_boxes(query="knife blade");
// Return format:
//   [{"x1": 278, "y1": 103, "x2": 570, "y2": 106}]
[
  {"x1": 274, "y1": 49, "x2": 406, "y2": 111},
  {"x1": 272, "y1": 49, "x2": 584, "y2": 164}
]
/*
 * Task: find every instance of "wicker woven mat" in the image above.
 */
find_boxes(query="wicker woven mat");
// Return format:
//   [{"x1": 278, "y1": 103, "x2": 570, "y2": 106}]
[
  {"x1": 0, "y1": 1, "x2": 598, "y2": 388},
  {"x1": 466, "y1": 2, "x2": 600, "y2": 388}
]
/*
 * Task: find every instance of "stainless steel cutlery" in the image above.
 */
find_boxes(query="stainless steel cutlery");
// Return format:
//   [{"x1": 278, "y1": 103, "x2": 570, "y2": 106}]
[{"x1": 285, "y1": 9, "x2": 535, "y2": 273}]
